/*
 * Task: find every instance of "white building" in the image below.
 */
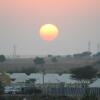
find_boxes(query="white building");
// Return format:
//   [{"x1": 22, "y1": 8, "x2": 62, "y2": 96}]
[
  {"x1": 28, "y1": 73, "x2": 43, "y2": 84},
  {"x1": 89, "y1": 79, "x2": 100, "y2": 88},
  {"x1": 44, "y1": 73, "x2": 60, "y2": 84},
  {"x1": 9, "y1": 73, "x2": 85, "y2": 87},
  {"x1": 28, "y1": 73, "x2": 60, "y2": 87},
  {"x1": 28, "y1": 73, "x2": 80, "y2": 87},
  {"x1": 60, "y1": 74, "x2": 77, "y2": 83},
  {"x1": 10, "y1": 73, "x2": 28, "y2": 83}
]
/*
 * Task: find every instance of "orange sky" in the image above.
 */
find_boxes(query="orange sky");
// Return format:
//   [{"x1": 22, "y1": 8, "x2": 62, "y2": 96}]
[
  {"x1": 0, "y1": 0, "x2": 98, "y2": 17},
  {"x1": 0, "y1": 0, "x2": 99, "y2": 55}
]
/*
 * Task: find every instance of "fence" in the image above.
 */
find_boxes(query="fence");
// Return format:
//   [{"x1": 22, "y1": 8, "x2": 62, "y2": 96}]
[
  {"x1": 46, "y1": 87, "x2": 100, "y2": 96},
  {"x1": 0, "y1": 87, "x2": 100, "y2": 100},
  {"x1": 0, "y1": 95, "x2": 77, "y2": 100}
]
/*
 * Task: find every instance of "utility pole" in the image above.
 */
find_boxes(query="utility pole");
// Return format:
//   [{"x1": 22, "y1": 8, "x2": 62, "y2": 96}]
[
  {"x1": 13, "y1": 45, "x2": 17, "y2": 58},
  {"x1": 88, "y1": 41, "x2": 91, "y2": 52},
  {"x1": 97, "y1": 43, "x2": 100, "y2": 53}
]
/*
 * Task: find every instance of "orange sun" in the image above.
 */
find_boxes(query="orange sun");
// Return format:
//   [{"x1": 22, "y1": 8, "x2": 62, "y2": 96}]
[{"x1": 39, "y1": 24, "x2": 59, "y2": 41}]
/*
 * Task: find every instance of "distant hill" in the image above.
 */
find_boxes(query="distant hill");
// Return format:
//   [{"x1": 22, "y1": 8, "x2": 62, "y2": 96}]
[
  {"x1": 0, "y1": 55, "x2": 100, "y2": 73},
  {"x1": 0, "y1": 52, "x2": 100, "y2": 73}
]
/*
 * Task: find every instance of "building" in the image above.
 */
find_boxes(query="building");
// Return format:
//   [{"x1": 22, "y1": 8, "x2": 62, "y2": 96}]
[
  {"x1": 28, "y1": 73, "x2": 80, "y2": 87},
  {"x1": 89, "y1": 79, "x2": 100, "y2": 88},
  {"x1": 10, "y1": 73, "x2": 28, "y2": 83}
]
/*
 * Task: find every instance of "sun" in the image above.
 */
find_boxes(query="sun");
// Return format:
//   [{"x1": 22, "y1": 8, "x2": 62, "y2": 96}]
[{"x1": 39, "y1": 24, "x2": 59, "y2": 41}]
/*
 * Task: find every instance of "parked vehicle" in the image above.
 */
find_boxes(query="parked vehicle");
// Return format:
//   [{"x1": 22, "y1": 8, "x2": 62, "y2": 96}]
[{"x1": 4, "y1": 86, "x2": 22, "y2": 94}]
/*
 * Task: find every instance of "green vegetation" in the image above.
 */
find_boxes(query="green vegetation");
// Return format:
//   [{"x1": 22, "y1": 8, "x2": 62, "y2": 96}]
[
  {"x1": 20, "y1": 67, "x2": 38, "y2": 75},
  {"x1": 70, "y1": 65, "x2": 97, "y2": 81},
  {"x1": 0, "y1": 81, "x2": 4, "y2": 94},
  {"x1": 34, "y1": 57, "x2": 45, "y2": 66},
  {"x1": 51, "y1": 57, "x2": 58, "y2": 63},
  {"x1": 0, "y1": 55, "x2": 6, "y2": 63},
  {"x1": 33, "y1": 57, "x2": 45, "y2": 87}
]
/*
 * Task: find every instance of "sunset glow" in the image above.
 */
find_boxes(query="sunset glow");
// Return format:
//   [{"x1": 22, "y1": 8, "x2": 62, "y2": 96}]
[
  {"x1": 0, "y1": 0, "x2": 99, "y2": 55},
  {"x1": 40, "y1": 24, "x2": 59, "y2": 41}
]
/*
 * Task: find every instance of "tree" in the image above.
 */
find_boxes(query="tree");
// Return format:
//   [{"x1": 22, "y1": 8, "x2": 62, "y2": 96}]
[
  {"x1": 71, "y1": 66, "x2": 97, "y2": 80},
  {"x1": 21, "y1": 67, "x2": 38, "y2": 75},
  {"x1": 0, "y1": 55, "x2": 6, "y2": 63},
  {"x1": 34, "y1": 57, "x2": 45, "y2": 66},
  {"x1": 33, "y1": 57, "x2": 45, "y2": 88},
  {"x1": 0, "y1": 72, "x2": 11, "y2": 85},
  {"x1": 70, "y1": 66, "x2": 98, "y2": 81},
  {"x1": 26, "y1": 79, "x2": 36, "y2": 85},
  {"x1": 0, "y1": 82, "x2": 4, "y2": 94},
  {"x1": 0, "y1": 81, "x2": 4, "y2": 95},
  {"x1": 73, "y1": 51, "x2": 92, "y2": 59},
  {"x1": 48, "y1": 54, "x2": 52, "y2": 58},
  {"x1": 0, "y1": 81, "x2": 5, "y2": 100},
  {"x1": 51, "y1": 57, "x2": 58, "y2": 63}
]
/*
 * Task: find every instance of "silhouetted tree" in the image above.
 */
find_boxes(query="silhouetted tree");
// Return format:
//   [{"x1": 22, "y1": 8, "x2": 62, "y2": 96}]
[
  {"x1": 70, "y1": 66, "x2": 98, "y2": 83},
  {"x1": 34, "y1": 57, "x2": 45, "y2": 88},
  {"x1": 73, "y1": 51, "x2": 92, "y2": 59},
  {"x1": 26, "y1": 79, "x2": 36, "y2": 85},
  {"x1": 51, "y1": 57, "x2": 58, "y2": 63},
  {"x1": 21, "y1": 67, "x2": 38, "y2": 75},
  {"x1": 34, "y1": 57, "x2": 45, "y2": 66},
  {"x1": 0, "y1": 55, "x2": 6, "y2": 63},
  {"x1": 48, "y1": 54, "x2": 52, "y2": 58},
  {"x1": 71, "y1": 66, "x2": 97, "y2": 80},
  {"x1": 0, "y1": 81, "x2": 4, "y2": 95},
  {"x1": 0, "y1": 81, "x2": 5, "y2": 100}
]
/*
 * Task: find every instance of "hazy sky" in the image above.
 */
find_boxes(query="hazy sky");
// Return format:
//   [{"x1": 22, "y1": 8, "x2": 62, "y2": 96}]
[{"x1": 0, "y1": 0, "x2": 99, "y2": 56}]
